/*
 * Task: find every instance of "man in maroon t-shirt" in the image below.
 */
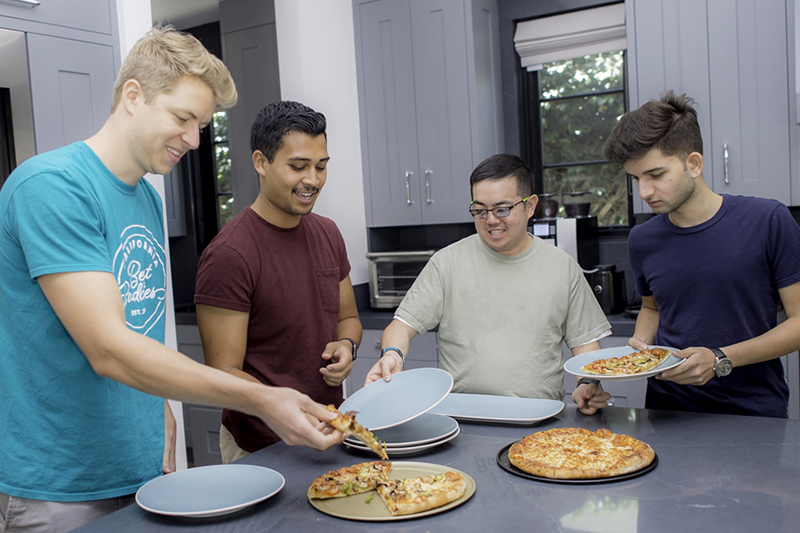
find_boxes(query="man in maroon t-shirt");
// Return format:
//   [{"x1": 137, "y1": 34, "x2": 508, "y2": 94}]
[{"x1": 195, "y1": 101, "x2": 362, "y2": 462}]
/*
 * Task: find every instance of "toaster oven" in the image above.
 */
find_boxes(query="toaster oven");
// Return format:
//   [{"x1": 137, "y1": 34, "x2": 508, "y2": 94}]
[{"x1": 366, "y1": 251, "x2": 435, "y2": 308}]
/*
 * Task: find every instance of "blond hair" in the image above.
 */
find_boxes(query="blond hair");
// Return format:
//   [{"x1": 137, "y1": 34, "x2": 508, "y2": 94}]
[{"x1": 111, "y1": 25, "x2": 237, "y2": 111}]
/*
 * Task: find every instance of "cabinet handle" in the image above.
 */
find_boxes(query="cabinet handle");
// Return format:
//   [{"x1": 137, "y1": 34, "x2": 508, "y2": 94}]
[
  {"x1": 2, "y1": 0, "x2": 41, "y2": 6},
  {"x1": 405, "y1": 171, "x2": 414, "y2": 205},
  {"x1": 723, "y1": 143, "x2": 729, "y2": 185},
  {"x1": 424, "y1": 170, "x2": 433, "y2": 203}
]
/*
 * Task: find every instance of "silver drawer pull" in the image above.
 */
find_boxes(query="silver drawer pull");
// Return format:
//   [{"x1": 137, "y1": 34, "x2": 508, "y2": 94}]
[
  {"x1": 405, "y1": 171, "x2": 413, "y2": 205},
  {"x1": 723, "y1": 143, "x2": 729, "y2": 185},
  {"x1": 2, "y1": 0, "x2": 41, "y2": 6},
  {"x1": 425, "y1": 170, "x2": 433, "y2": 203}
]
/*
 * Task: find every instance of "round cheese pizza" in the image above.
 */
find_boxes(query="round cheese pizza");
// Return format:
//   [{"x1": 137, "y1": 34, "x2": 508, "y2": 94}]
[{"x1": 508, "y1": 427, "x2": 655, "y2": 479}]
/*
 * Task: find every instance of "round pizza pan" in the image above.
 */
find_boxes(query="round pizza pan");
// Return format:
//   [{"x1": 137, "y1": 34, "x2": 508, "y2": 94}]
[{"x1": 496, "y1": 442, "x2": 658, "y2": 485}]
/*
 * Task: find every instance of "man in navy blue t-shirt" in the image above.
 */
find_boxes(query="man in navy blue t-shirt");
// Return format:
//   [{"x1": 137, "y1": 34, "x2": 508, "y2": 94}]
[{"x1": 603, "y1": 91, "x2": 800, "y2": 418}]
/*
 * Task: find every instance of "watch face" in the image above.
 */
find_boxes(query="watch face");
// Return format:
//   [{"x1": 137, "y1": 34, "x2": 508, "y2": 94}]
[{"x1": 716, "y1": 358, "x2": 733, "y2": 377}]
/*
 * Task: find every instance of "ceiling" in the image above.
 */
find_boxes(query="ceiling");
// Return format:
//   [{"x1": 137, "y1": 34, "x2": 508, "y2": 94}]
[{"x1": 150, "y1": 0, "x2": 219, "y2": 30}]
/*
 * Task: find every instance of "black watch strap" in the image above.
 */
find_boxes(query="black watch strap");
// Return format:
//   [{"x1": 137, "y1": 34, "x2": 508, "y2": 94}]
[
  {"x1": 340, "y1": 338, "x2": 358, "y2": 361},
  {"x1": 577, "y1": 377, "x2": 602, "y2": 389}
]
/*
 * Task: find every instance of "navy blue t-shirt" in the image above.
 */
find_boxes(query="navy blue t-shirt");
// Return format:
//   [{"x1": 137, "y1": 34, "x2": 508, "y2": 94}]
[{"x1": 629, "y1": 194, "x2": 800, "y2": 417}]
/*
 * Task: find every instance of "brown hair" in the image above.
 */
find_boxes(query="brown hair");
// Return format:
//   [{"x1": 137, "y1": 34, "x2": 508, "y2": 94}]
[
  {"x1": 111, "y1": 25, "x2": 237, "y2": 112},
  {"x1": 603, "y1": 90, "x2": 703, "y2": 165}
]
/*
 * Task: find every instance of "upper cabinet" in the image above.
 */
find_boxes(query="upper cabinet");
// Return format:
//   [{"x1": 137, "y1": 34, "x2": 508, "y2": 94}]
[
  {"x1": 628, "y1": 0, "x2": 798, "y2": 210},
  {"x1": 354, "y1": 0, "x2": 504, "y2": 227},
  {"x1": 0, "y1": 0, "x2": 113, "y2": 35}
]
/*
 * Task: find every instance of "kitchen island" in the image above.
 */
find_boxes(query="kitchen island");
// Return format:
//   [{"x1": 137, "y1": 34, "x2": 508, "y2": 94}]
[{"x1": 75, "y1": 406, "x2": 799, "y2": 532}]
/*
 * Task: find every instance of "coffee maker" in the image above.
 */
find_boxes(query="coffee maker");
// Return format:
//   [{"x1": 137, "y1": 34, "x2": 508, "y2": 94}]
[
  {"x1": 530, "y1": 217, "x2": 599, "y2": 270},
  {"x1": 529, "y1": 192, "x2": 599, "y2": 269}
]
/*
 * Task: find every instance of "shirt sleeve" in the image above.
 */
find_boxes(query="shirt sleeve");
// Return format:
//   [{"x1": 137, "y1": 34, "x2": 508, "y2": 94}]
[
  {"x1": 194, "y1": 242, "x2": 254, "y2": 313},
  {"x1": 7, "y1": 172, "x2": 112, "y2": 279},
  {"x1": 767, "y1": 203, "x2": 800, "y2": 289}
]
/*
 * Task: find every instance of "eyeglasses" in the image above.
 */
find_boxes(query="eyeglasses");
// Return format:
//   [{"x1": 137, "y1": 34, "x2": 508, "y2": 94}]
[{"x1": 469, "y1": 196, "x2": 532, "y2": 219}]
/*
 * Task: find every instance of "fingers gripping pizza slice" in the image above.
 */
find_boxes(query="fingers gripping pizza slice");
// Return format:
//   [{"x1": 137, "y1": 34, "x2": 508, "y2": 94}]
[
  {"x1": 326, "y1": 405, "x2": 388, "y2": 460},
  {"x1": 582, "y1": 347, "x2": 672, "y2": 376}
]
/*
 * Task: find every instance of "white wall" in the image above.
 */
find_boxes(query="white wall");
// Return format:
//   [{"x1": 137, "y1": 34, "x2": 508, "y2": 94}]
[
  {"x1": 116, "y1": 0, "x2": 188, "y2": 470},
  {"x1": 274, "y1": 0, "x2": 369, "y2": 285}
]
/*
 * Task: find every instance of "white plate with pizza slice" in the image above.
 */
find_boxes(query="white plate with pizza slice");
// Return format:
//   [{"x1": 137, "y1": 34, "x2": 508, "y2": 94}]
[{"x1": 564, "y1": 345, "x2": 682, "y2": 381}]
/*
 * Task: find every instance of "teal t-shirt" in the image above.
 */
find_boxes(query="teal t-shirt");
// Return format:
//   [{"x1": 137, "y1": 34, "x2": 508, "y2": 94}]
[{"x1": 0, "y1": 142, "x2": 166, "y2": 501}]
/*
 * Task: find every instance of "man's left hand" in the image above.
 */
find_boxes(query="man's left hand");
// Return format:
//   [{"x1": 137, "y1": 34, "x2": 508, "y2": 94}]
[
  {"x1": 320, "y1": 341, "x2": 353, "y2": 386},
  {"x1": 655, "y1": 347, "x2": 716, "y2": 385},
  {"x1": 572, "y1": 383, "x2": 611, "y2": 415}
]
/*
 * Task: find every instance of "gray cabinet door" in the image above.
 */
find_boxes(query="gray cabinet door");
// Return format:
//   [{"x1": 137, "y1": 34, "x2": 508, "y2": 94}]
[
  {"x1": 357, "y1": 0, "x2": 423, "y2": 226},
  {"x1": 411, "y1": 0, "x2": 474, "y2": 225},
  {"x1": 630, "y1": 0, "x2": 793, "y2": 207},
  {"x1": 706, "y1": 0, "x2": 791, "y2": 201},
  {"x1": 26, "y1": 33, "x2": 115, "y2": 154}
]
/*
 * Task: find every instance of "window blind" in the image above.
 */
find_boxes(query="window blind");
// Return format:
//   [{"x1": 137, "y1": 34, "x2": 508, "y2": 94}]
[{"x1": 514, "y1": 3, "x2": 626, "y2": 72}]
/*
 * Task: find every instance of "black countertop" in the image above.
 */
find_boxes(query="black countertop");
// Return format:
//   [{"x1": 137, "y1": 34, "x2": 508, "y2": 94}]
[{"x1": 75, "y1": 405, "x2": 800, "y2": 532}]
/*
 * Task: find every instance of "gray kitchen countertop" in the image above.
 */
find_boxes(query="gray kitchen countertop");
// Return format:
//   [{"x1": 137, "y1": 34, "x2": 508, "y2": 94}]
[{"x1": 76, "y1": 405, "x2": 800, "y2": 532}]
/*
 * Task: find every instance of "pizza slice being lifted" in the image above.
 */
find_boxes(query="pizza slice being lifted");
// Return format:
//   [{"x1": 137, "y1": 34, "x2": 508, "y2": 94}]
[
  {"x1": 582, "y1": 347, "x2": 672, "y2": 376},
  {"x1": 326, "y1": 405, "x2": 388, "y2": 460}
]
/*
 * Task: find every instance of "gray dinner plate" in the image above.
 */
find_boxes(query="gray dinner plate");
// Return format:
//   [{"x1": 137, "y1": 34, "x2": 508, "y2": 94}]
[
  {"x1": 429, "y1": 393, "x2": 564, "y2": 425},
  {"x1": 345, "y1": 413, "x2": 459, "y2": 448}
]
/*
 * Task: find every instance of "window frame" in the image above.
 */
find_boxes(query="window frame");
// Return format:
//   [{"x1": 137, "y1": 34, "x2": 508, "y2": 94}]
[{"x1": 519, "y1": 52, "x2": 633, "y2": 230}]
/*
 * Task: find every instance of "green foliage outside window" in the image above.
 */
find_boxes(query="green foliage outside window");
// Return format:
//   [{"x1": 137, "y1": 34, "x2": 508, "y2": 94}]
[
  {"x1": 538, "y1": 51, "x2": 628, "y2": 226},
  {"x1": 212, "y1": 111, "x2": 235, "y2": 228}
]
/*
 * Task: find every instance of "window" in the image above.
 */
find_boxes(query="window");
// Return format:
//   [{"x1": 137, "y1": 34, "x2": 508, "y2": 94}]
[
  {"x1": 527, "y1": 51, "x2": 629, "y2": 226},
  {"x1": 514, "y1": 3, "x2": 630, "y2": 227},
  {"x1": 211, "y1": 111, "x2": 235, "y2": 228}
]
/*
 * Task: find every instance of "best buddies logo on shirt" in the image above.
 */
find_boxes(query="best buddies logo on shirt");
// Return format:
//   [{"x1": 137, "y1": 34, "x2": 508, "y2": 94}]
[{"x1": 112, "y1": 225, "x2": 167, "y2": 336}]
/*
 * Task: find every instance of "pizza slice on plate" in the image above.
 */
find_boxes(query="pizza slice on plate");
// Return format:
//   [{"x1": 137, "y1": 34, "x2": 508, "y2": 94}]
[
  {"x1": 307, "y1": 461, "x2": 392, "y2": 499},
  {"x1": 376, "y1": 471, "x2": 466, "y2": 515},
  {"x1": 582, "y1": 347, "x2": 672, "y2": 376}
]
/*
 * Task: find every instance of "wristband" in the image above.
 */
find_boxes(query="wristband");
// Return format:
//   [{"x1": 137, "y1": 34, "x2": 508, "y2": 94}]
[
  {"x1": 577, "y1": 377, "x2": 602, "y2": 389},
  {"x1": 339, "y1": 337, "x2": 358, "y2": 361},
  {"x1": 381, "y1": 346, "x2": 405, "y2": 366}
]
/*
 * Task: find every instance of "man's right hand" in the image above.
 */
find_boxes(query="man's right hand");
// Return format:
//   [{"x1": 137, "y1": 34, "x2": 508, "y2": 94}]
[
  {"x1": 257, "y1": 387, "x2": 346, "y2": 451},
  {"x1": 364, "y1": 354, "x2": 403, "y2": 385}
]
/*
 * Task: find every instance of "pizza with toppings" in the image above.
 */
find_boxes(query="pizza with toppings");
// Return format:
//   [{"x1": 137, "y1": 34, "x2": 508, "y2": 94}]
[
  {"x1": 581, "y1": 347, "x2": 672, "y2": 376},
  {"x1": 376, "y1": 471, "x2": 467, "y2": 516},
  {"x1": 326, "y1": 405, "x2": 388, "y2": 460},
  {"x1": 508, "y1": 427, "x2": 655, "y2": 479},
  {"x1": 307, "y1": 461, "x2": 392, "y2": 499}
]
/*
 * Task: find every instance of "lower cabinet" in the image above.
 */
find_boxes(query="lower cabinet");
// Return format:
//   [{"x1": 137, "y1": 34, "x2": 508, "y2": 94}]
[
  {"x1": 562, "y1": 336, "x2": 646, "y2": 408},
  {"x1": 345, "y1": 329, "x2": 439, "y2": 396}
]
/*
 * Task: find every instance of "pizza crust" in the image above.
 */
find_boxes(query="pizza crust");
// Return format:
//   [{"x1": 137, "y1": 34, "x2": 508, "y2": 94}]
[{"x1": 509, "y1": 428, "x2": 655, "y2": 479}]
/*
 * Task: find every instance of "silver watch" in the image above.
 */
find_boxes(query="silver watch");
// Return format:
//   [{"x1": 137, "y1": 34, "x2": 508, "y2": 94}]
[{"x1": 711, "y1": 347, "x2": 733, "y2": 377}]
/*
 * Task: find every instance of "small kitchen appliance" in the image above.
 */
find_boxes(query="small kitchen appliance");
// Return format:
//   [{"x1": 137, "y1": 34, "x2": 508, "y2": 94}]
[
  {"x1": 366, "y1": 250, "x2": 435, "y2": 308},
  {"x1": 530, "y1": 216, "x2": 599, "y2": 270},
  {"x1": 584, "y1": 264, "x2": 626, "y2": 315}
]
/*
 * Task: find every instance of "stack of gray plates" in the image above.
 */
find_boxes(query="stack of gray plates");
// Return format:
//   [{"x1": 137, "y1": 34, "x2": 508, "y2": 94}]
[{"x1": 344, "y1": 413, "x2": 459, "y2": 456}]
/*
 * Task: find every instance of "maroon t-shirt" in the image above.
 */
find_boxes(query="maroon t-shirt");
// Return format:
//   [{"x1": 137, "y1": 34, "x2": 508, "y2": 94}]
[{"x1": 195, "y1": 208, "x2": 350, "y2": 451}]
